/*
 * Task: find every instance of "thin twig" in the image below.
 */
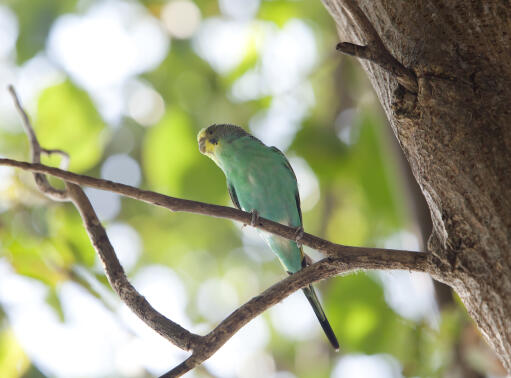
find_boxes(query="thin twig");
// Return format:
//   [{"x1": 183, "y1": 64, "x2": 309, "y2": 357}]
[
  {"x1": 7, "y1": 85, "x2": 68, "y2": 200},
  {"x1": 335, "y1": 0, "x2": 418, "y2": 93}
]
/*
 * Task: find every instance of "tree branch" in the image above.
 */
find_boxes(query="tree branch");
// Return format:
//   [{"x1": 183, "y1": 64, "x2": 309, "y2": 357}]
[
  {"x1": 0, "y1": 157, "x2": 439, "y2": 266},
  {"x1": 4, "y1": 86, "x2": 441, "y2": 377},
  {"x1": 334, "y1": 0, "x2": 418, "y2": 93},
  {"x1": 65, "y1": 183, "x2": 203, "y2": 351},
  {"x1": 6, "y1": 85, "x2": 204, "y2": 353},
  {"x1": 163, "y1": 250, "x2": 433, "y2": 377}
]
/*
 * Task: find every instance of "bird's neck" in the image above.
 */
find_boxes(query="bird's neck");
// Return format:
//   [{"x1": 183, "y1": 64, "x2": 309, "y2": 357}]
[{"x1": 214, "y1": 136, "x2": 263, "y2": 175}]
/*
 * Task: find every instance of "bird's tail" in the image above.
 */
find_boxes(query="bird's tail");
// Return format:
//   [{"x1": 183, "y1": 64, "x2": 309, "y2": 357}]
[{"x1": 302, "y1": 285, "x2": 340, "y2": 351}]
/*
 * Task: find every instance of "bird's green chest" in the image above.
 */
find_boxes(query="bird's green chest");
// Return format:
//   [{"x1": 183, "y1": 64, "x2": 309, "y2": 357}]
[
  {"x1": 218, "y1": 141, "x2": 300, "y2": 228},
  {"x1": 217, "y1": 138, "x2": 303, "y2": 272}
]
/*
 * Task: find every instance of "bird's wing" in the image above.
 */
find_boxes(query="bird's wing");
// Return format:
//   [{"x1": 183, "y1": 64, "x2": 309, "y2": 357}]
[
  {"x1": 227, "y1": 181, "x2": 242, "y2": 210},
  {"x1": 270, "y1": 146, "x2": 302, "y2": 224}
]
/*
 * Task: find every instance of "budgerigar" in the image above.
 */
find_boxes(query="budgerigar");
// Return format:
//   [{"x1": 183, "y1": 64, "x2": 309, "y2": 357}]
[{"x1": 197, "y1": 124, "x2": 339, "y2": 350}]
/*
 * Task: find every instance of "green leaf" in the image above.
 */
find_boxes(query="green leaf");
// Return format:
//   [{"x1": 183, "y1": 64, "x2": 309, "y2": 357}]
[
  {"x1": 4, "y1": 237, "x2": 64, "y2": 286},
  {"x1": 36, "y1": 81, "x2": 107, "y2": 172}
]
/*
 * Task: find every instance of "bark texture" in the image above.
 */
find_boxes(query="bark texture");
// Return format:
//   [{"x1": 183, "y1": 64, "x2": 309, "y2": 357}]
[{"x1": 323, "y1": 0, "x2": 511, "y2": 373}]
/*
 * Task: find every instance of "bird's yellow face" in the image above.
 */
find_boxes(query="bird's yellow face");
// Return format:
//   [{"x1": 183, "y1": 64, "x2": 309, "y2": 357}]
[
  {"x1": 198, "y1": 124, "x2": 249, "y2": 166},
  {"x1": 197, "y1": 127, "x2": 221, "y2": 163}
]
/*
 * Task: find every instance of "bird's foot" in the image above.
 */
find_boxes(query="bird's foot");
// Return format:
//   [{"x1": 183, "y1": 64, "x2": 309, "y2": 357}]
[
  {"x1": 242, "y1": 209, "x2": 259, "y2": 229},
  {"x1": 250, "y1": 209, "x2": 259, "y2": 227},
  {"x1": 294, "y1": 226, "x2": 304, "y2": 248}
]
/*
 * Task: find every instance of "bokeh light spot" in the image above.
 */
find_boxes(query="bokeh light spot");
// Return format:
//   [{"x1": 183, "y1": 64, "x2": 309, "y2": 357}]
[
  {"x1": 0, "y1": 6, "x2": 18, "y2": 59},
  {"x1": 161, "y1": 0, "x2": 201, "y2": 39},
  {"x1": 126, "y1": 80, "x2": 165, "y2": 126},
  {"x1": 101, "y1": 154, "x2": 141, "y2": 187},
  {"x1": 269, "y1": 291, "x2": 317, "y2": 340},
  {"x1": 219, "y1": 0, "x2": 260, "y2": 20},
  {"x1": 197, "y1": 278, "x2": 239, "y2": 322},
  {"x1": 84, "y1": 188, "x2": 121, "y2": 221},
  {"x1": 106, "y1": 223, "x2": 142, "y2": 272},
  {"x1": 193, "y1": 18, "x2": 250, "y2": 74},
  {"x1": 47, "y1": 1, "x2": 169, "y2": 90},
  {"x1": 332, "y1": 354, "x2": 403, "y2": 378}
]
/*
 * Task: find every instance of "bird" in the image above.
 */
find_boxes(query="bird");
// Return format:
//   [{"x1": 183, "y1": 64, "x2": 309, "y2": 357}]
[{"x1": 197, "y1": 123, "x2": 339, "y2": 350}]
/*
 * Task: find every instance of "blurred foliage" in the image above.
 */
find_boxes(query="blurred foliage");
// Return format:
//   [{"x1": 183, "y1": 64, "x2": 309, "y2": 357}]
[
  {"x1": 0, "y1": 0, "x2": 490, "y2": 378},
  {"x1": 143, "y1": 109, "x2": 201, "y2": 196},
  {"x1": 36, "y1": 81, "x2": 107, "y2": 172},
  {"x1": 0, "y1": 328, "x2": 30, "y2": 377}
]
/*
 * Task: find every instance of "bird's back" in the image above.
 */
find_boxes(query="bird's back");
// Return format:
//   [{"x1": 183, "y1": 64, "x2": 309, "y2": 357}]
[{"x1": 218, "y1": 136, "x2": 303, "y2": 272}]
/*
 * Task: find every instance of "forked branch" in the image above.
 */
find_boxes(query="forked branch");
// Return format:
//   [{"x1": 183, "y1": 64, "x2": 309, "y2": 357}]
[
  {"x1": 7, "y1": 86, "x2": 201, "y2": 351},
  {"x1": 4, "y1": 86, "x2": 438, "y2": 377}
]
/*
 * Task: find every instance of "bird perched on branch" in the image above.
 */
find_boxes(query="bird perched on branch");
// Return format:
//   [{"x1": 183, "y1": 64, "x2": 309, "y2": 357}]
[{"x1": 197, "y1": 124, "x2": 339, "y2": 350}]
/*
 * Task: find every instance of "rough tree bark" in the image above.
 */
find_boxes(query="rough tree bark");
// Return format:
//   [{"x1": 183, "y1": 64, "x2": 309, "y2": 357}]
[{"x1": 323, "y1": 0, "x2": 511, "y2": 373}]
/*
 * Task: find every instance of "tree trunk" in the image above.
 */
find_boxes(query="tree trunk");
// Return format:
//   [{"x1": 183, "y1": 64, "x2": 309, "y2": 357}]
[{"x1": 322, "y1": 0, "x2": 511, "y2": 373}]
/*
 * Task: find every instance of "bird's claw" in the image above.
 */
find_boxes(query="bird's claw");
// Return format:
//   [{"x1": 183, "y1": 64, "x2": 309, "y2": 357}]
[
  {"x1": 250, "y1": 209, "x2": 259, "y2": 227},
  {"x1": 294, "y1": 226, "x2": 304, "y2": 248},
  {"x1": 242, "y1": 210, "x2": 259, "y2": 229}
]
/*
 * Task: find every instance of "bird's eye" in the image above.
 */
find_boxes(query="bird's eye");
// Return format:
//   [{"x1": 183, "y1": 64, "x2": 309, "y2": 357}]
[{"x1": 207, "y1": 129, "x2": 213, "y2": 134}]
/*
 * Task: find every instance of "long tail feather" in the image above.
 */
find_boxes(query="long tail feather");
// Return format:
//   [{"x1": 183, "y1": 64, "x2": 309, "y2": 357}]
[{"x1": 302, "y1": 285, "x2": 339, "y2": 351}]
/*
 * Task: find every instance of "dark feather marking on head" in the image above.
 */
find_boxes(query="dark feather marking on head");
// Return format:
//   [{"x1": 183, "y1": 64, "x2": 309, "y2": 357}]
[{"x1": 205, "y1": 124, "x2": 262, "y2": 144}]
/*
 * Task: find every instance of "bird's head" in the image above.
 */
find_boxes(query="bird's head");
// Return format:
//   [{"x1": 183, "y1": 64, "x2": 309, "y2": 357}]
[{"x1": 197, "y1": 124, "x2": 249, "y2": 159}]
